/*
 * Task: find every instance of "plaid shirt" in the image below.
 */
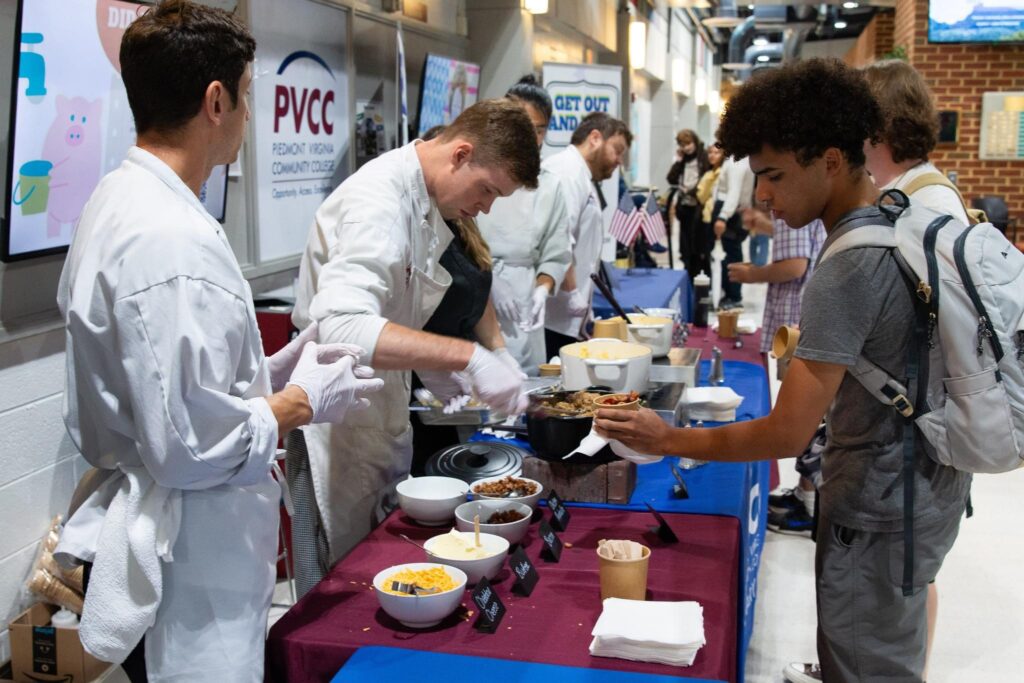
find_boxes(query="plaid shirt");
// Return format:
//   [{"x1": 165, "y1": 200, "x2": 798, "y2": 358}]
[{"x1": 761, "y1": 218, "x2": 827, "y2": 353}]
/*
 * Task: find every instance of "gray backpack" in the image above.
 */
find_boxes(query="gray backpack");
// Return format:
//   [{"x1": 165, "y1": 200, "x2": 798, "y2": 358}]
[
  {"x1": 819, "y1": 190, "x2": 1024, "y2": 474},
  {"x1": 818, "y1": 190, "x2": 1024, "y2": 596}
]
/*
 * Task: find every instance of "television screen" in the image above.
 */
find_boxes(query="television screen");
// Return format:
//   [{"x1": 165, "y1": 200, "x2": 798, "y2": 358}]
[
  {"x1": 928, "y1": 0, "x2": 1024, "y2": 43},
  {"x1": 416, "y1": 54, "x2": 480, "y2": 137},
  {"x1": 200, "y1": 164, "x2": 229, "y2": 223}
]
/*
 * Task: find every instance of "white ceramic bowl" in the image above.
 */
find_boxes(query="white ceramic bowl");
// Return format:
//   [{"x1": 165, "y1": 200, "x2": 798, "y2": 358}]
[
  {"x1": 454, "y1": 500, "x2": 532, "y2": 545},
  {"x1": 559, "y1": 339, "x2": 652, "y2": 394},
  {"x1": 470, "y1": 475, "x2": 544, "y2": 511},
  {"x1": 643, "y1": 307, "x2": 680, "y2": 321},
  {"x1": 424, "y1": 531, "x2": 509, "y2": 585},
  {"x1": 396, "y1": 476, "x2": 470, "y2": 526},
  {"x1": 373, "y1": 562, "x2": 467, "y2": 628}
]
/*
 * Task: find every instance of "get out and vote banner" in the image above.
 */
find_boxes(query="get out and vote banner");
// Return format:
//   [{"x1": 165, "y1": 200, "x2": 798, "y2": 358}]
[{"x1": 249, "y1": 0, "x2": 350, "y2": 262}]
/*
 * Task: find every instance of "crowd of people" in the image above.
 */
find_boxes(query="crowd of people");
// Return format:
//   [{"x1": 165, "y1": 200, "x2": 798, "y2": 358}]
[{"x1": 48, "y1": 2, "x2": 989, "y2": 682}]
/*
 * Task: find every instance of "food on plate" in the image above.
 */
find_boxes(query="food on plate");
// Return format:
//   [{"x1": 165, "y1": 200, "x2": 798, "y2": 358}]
[
  {"x1": 486, "y1": 508, "x2": 527, "y2": 524},
  {"x1": 596, "y1": 391, "x2": 641, "y2": 406},
  {"x1": 381, "y1": 566, "x2": 458, "y2": 596},
  {"x1": 428, "y1": 529, "x2": 496, "y2": 560},
  {"x1": 472, "y1": 476, "x2": 538, "y2": 498}
]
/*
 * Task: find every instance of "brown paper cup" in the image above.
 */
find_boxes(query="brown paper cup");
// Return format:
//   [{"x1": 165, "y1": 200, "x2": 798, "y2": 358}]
[
  {"x1": 718, "y1": 310, "x2": 740, "y2": 338},
  {"x1": 597, "y1": 544, "x2": 651, "y2": 601},
  {"x1": 771, "y1": 325, "x2": 800, "y2": 361},
  {"x1": 592, "y1": 318, "x2": 627, "y2": 341},
  {"x1": 538, "y1": 363, "x2": 562, "y2": 377},
  {"x1": 593, "y1": 394, "x2": 641, "y2": 411}
]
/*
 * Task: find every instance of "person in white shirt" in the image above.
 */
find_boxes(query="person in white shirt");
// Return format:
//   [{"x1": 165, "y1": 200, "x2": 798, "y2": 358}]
[
  {"x1": 712, "y1": 155, "x2": 756, "y2": 309},
  {"x1": 543, "y1": 112, "x2": 632, "y2": 358},
  {"x1": 55, "y1": 3, "x2": 383, "y2": 681},
  {"x1": 477, "y1": 76, "x2": 570, "y2": 375},
  {"x1": 290, "y1": 100, "x2": 540, "y2": 590}
]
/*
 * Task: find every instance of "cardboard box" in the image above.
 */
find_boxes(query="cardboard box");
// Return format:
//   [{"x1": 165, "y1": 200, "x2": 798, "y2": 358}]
[{"x1": 9, "y1": 604, "x2": 108, "y2": 683}]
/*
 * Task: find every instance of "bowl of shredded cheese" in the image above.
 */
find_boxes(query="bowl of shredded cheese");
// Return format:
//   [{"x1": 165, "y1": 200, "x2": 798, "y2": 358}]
[{"x1": 372, "y1": 562, "x2": 468, "y2": 628}]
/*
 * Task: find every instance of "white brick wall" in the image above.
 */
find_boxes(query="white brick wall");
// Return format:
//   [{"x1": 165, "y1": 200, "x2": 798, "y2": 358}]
[{"x1": 0, "y1": 326, "x2": 84, "y2": 668}]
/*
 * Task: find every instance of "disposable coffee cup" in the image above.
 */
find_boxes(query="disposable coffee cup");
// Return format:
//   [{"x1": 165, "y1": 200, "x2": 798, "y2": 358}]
[
  {"x1": 597, "y1": 543, "x2": 651, "y2": 601},
  {"x1": 593, "y1": 394, "x2": 641, "y2": 412},
  {"x1": 718, "y1": 310, "x2": 740, "y2": 338},
  {"x1": 771, "y1": 325, "x2": 800, "y2": 361},
  {"x1": 538, "y1": 363, "x2": 562, "y2": 377},
  {"x1": 592, "y1": 318, "x2": 627, "y2": 341}
]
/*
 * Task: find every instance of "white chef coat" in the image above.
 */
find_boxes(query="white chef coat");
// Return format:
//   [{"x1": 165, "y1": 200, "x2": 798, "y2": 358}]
[
  {"x1": 543, "y1": 145, "x2": 605, "y2": 337},
  {"x1": 292, "y1": 141, "x2": 453, "y2": 562},
  {"x1": 57, "y1": 147, "x2": 279, "y2": 682},
  {"x1": 713, "y1": 156, "x2": 755, "y2": 223},
  {"x1": 477, "y1": 183, "x2": 570, "y2": 374}
]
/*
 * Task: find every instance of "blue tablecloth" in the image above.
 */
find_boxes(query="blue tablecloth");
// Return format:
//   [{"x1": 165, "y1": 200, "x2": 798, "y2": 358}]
[
  {"x1": 592, "y1": 265, "x2": 692, "y2": 323},
  {"x1": 332, "y1": 646, "x2": 727, "y2": 683}
]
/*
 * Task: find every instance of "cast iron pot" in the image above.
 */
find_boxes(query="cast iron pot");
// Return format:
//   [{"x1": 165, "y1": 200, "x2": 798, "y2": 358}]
[{"x1": 510, "y1": 389, "x2": 619, "y2": 465}]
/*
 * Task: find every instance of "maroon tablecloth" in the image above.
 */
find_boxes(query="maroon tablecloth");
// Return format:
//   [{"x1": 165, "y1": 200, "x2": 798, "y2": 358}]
[
  {"x1": 689, "y1": 325, "x2": 765, "y2": 367},
  {"x1": 267, "y1": 508, "x2": 739, "y2": 683}
]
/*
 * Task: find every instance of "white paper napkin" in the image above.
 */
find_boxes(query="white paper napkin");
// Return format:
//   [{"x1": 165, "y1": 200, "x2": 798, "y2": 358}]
[
  {"x1": 679, "y1": 386, "x2": 744, "y2": 422},
  {"x1": 572, "y1": 428, "x2": 663, "y2": 464},
  {"x1": 590, "y1": 598, "x2": 706, "y2": 667}
]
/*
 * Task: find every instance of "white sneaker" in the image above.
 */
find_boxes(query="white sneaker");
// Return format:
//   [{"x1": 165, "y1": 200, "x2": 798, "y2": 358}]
[{"x1": 784, "y1": 662, "x2": 823, "y2": 683}]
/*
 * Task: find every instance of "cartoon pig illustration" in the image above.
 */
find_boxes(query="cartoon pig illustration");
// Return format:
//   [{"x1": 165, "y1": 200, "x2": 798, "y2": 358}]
[{"x1": 42, "y1": 96, "x2": 103, "y2": 238}]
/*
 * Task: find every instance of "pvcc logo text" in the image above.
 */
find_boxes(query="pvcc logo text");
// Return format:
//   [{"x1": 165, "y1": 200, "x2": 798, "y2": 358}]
[{"x1": 273, "y1": 51, "x2": 336, "y2": 136}]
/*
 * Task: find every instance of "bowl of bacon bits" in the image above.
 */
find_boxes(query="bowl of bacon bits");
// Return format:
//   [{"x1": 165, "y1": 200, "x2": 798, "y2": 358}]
[
  {"x1": 470, "y1": 475, "x2": 543, "y2": 511},
  {"x1": 373, "y1": 562, "x2": 468, "y2": 628},
  {"x1": 455, "y1": 499, "x2": 532, "y2": 545},
  {"x1": 593, "y1": 391, "x2": 642, "y2": 412}
]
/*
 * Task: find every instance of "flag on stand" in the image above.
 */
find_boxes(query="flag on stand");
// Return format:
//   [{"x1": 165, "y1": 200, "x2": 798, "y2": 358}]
[
  {"x1": 640, "y1": 192, "x2": 667, "y2": 246},
  {"x1": 609, "y1": 191, "x2": 644, "y2": 246}
]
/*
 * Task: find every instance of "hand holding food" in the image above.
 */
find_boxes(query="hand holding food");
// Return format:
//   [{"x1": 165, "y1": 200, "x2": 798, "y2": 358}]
[
  {"x1": 727, "y1": 262, "x2": 755, "y2": 284},
  {"x1": 593, "y1": 406, "x2": 672, "y2": 455}
]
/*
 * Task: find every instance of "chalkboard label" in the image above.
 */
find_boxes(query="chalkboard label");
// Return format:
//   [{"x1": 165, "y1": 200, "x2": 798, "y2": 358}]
[
  {"x1": 539, "y1": 518, "x2": 563, "y2": 562},
  {"x1": 509, "y1": 545, "x2": 539, "y2": 596},
  {"x1": 32, "y1": 626, "x2": 57, "y2": 675},
  {"x1": 645, "y1": 501, "x2": 680, "y2": 543},
  {"x1": 547, "y1": 489, "x2": 571, "y2": 532},
  {"x1": 471, "y1": 577, "x2": 506, "y2": 633}
]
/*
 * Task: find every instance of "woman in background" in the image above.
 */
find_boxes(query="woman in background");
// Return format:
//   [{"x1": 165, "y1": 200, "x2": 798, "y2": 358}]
[{"x1": 667, "y1": 129, "x2": 710, "y2": 274}]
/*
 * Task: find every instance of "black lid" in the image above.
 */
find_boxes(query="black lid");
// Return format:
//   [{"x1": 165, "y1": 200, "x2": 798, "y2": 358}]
[{"x1": 425, "y1": 442, "x2": 526, "y2": 484}]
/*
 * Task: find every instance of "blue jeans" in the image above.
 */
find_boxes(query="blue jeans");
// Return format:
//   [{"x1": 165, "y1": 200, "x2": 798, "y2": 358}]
[{"x1": 749, "y1": 234, "x2": 770, "y2": 266}]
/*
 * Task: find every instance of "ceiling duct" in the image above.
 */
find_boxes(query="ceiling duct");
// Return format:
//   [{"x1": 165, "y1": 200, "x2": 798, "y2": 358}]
[
  {"x1": 782, "y1": 26, "x2": 810, "y2": 61},
  {"x1": 724, "y1": 16, "x2": 756, "y2": 70},
  {"x1": 744, "y1": 42, "x2": 784, "y2": 65},
  {"x1": 753, "y1": 4, "x2": 787, "y2": 28}
]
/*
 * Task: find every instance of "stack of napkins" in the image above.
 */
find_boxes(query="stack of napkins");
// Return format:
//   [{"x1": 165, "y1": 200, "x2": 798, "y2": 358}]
[
  {"x1": 590, "y1": 598, "x2": 706, "y2": 667},
  {"x1": 679, "y1": 386, "x2": 744, "y2": 422}
]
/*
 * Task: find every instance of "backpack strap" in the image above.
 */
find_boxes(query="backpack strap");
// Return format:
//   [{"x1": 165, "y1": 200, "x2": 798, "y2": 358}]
[
  {"x1": 900, "y1": 171, "x2": 984, "y2": 224},
  {"x1": 849, "y1": 357, "x2": 914, "y2": 417}
]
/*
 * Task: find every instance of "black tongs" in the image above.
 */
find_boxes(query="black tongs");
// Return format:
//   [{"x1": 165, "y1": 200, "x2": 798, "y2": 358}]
[{"x1": 590, "y1": 273, "x2": 634, "y2": 325}]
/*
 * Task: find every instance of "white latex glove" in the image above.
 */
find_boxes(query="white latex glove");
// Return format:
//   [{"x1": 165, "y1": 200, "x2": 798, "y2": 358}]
[
  {"x1": 286, "y1": 343, "x2": 384, "y2": 424},
  {"x1": 493, "y1": 347, "x2": 527, "y2": 379},
  {"x1": 465, "y1": 343, "x2": 528, "y2": 415},
  {"x1": 267, "y1": 322, "x2": 366, "y2": 392},
  {"x1": 417, "y1": 369, "x2": 472, "y2": 409},
  {"x1": 565, "y1": 288, "x2": 590, "y2": 317},
  {"x1": 490, "y1": 273, "x2": 520, "y2": 324},
  {"x1": 520, "y1": 284, "x2": 549, "y2": 332}
]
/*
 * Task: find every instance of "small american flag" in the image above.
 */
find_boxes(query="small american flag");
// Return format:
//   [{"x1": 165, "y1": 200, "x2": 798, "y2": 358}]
[
  {"x1": 640, "y1": 192, "x2": 667, "y2": 246},
  {"x1": 609, "y1": 191, "x2": 643, "y2": 246}
]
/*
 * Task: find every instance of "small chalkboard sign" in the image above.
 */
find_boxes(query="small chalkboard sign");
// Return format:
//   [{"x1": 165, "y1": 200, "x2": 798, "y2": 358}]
[
  {"x1": 538, "y1": 518, "x2": 563, "y2": 562},
  {"x1": 547, "y1": 489, "x2": 571, "y2": 532},
  {"x1": 509, "y1": 545, "x2": 539, "y2": 596},
  {"x1": 645, "y1": 501, "x2": 680, "y2": 543},
  {"x1": 471, "y1": 577, "x2": 506, "y2": 633}
]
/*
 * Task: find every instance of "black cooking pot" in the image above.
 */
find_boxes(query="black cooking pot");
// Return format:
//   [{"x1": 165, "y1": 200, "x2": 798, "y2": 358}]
[{"x1": 511, "y1": 389, "x2": 619, "y2": 464}]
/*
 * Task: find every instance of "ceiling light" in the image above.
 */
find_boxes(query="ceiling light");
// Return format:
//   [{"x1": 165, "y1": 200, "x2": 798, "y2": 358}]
[
  {"x1": 523, "y1": 0, "x2": 548, "y2": 13},
  {"x1": 753, "y1": 36, "x2": 769, "y2": 46},
  {"x1": 709, "y1": 89, "x2": 722, "y2": 114},
  {"x1": 672, "y1": 57, "x2": 689, "y2": 95},
  {"x1": 834, "y1": 21, "x2": 848, "y2": 29},
  {"x1": 747, "y1": 4, "x2": 754, "y2": 9},
  {"x1": 629, "y1": 19, "x2": 647, "y2": 71},
  {"x1": 756, "y1": 54, "x2": 770, "y2": 63},
  {"x1": 842, "y1": 2, "x2": 859, "y2": 8},
  {"x1": 695, "y1": 76, "x2": 707, "y2": 107}
]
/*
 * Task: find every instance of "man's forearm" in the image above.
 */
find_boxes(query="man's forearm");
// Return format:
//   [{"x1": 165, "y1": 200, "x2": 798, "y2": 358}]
[
  {"x1": 749, "y1": 258, "x2": 808, "y2": 284},
  {"x1": 266, "y1": 385, "x2": 314, "y2": 433},
  {"x1": 372, "y1": 321, "x2": 475, "y2": 371}
]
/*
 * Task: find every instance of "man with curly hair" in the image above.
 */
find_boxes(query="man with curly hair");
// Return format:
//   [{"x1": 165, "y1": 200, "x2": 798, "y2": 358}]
[{"x1": 593, "y1": 58, "x2": 970, "y2": 683}]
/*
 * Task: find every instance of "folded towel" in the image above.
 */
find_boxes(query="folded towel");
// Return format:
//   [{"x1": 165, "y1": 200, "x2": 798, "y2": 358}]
[
  {"x1": 55, "y1": 467, "x2": 182, "y2": 664},
  {"x1": 679, "y1": 386, "x2": 744, "y2": 422},
  {"x1": 590, "y1": 598, "x2": 705, "y2": 667}
]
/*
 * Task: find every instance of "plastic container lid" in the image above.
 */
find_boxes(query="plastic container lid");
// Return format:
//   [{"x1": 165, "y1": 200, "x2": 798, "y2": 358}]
[
  {"x1": 50, "y1": 608, "x2": 79, "y2": 629},
  {"x1": 693, "y1": 270, "x2": 710, "y2": 285}
]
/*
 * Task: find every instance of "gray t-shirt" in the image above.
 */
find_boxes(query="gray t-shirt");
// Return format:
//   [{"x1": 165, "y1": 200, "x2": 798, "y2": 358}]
[{"x1": 795, "y1": 231, "x2": 971, "y2": 532}]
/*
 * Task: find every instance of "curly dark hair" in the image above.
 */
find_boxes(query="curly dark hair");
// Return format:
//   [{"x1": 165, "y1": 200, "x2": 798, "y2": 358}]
[
  {"x1": 862, "y1": 60, "x2": 938, "y2": 163},
  {"x1": 716, "y1": 58, "x2": 882, "y2": 168}
]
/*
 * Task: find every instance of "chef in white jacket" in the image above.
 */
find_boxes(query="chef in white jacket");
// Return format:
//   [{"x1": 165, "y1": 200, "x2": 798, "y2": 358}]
[
  {"x1": 290, "y1": 99, "x2": 541, "y2": 586},
  {"x1": 477, "y1": 76, "x2": 570, "y2": 374},
  {"x1": 543, "y1": 113, "x2": 632, "y2": 357},
  {"x1": 53, "y1": 5, "x2": 382, "y2": 682}
]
